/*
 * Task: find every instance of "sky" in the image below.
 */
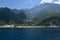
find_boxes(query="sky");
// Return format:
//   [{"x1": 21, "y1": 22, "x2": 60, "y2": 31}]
[
  {"x1": 0, "y1": 0, "x2": 41, "y2": 9},
  {"x1": 0, "y1": 0, "x2": 60, "y2": 9}
]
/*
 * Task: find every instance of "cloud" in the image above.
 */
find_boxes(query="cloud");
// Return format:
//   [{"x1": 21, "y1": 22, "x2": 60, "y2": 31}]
[
  {"x1": 30, "y1": 1, "x2": 33, "y2": 3},
  {"x1": 25, "y1": 1, "x2": 28, "y2": 3},
  {"x1": 54, "y1": 0, "x2": 60, "y2": 4},
  {"x1": 40, "y1": 0, "x2": 53, "y2": 4},
  {"x1": 25, "y1": 0, "x2": 33, "y2": 4},
  {"x1": 40, "y1": 0, "x2": 60, "y2": 4}
]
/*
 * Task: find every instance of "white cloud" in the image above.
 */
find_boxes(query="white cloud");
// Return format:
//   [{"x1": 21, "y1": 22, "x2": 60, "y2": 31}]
[
  {"x1": 25, "y1": 0, "x2": 33, "y2": 4},
  {"x1": 40, "y1": 0, "x2": 60, "y2": 4},
  {"x1": 30, "y1": 1, "x2": 33, "y2": 3},
  {"x1": 40, "y1": 0, "x2": 53, "y2": 4},
  {"x1": 54, "y1": 0, "x2": 60, "y2": 4},
  {"x1": 25, "y1": 1, "x2": 28, "y2": 3}
]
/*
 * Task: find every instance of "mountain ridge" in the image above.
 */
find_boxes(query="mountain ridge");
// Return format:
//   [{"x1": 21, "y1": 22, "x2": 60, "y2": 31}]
[
  {"x1": 33, "y1": 3, "x2": 60, "y2": 22},
  {"x1": 25, "y1": 3, "x2": 60, "y2": 17}
]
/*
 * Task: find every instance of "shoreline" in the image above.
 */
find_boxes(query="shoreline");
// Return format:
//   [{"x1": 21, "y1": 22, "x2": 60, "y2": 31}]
[{"x1": 0, "y1": 25, "x2": 60, "y2": 28}]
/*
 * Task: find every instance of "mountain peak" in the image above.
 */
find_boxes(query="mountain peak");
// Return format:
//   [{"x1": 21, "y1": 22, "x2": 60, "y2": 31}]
[{"x1": 40, "y1": 0, "x2": 60, "y2": 4}]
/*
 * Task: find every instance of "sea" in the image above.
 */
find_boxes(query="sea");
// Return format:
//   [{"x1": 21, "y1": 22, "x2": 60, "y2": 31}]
[{"x1": 0, "y1": 27, "x2": 60, "y2": 40}]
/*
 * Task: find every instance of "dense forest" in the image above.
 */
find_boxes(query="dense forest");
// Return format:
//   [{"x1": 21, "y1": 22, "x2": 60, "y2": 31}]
[{"x1": 0, "y1": 7, "x2": 32, "y2": 26}]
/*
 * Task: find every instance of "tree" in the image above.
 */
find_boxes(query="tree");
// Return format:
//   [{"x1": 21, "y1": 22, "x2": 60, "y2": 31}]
[
  {"x1": 16, "y1": 10, "x2": 27, "y2": 24},
  {"x1": 0, "y1": 7, "x2": 14, "y2": 24}
]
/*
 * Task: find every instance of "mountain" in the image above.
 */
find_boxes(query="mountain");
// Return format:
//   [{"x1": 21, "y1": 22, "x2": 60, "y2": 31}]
[
  {"x1": 0, "y1": 3, "x2": 60, "y2": 25},
  {"x1": 32, "y1": 3, "x2": 60, "y2": 21},
  {"x1": 26, "y1": 3, "x2": 60, "y2": 17},
  {"x1": 29, "y1": 3, "x2": 48, "y2": 16},
  {"x1": 27, "y1": 4, "x2": 48, "y2": 16}
]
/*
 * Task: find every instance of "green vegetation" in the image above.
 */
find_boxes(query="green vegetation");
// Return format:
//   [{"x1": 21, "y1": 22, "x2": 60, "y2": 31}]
[
  {"x1": 0, "y1": 6, "x2": 60, "y2": 26},
  {"x1": 0, "y1": 7, "x2": 33, "y2": 26},
  {"x1": 34, "y1": 9, "x2": 60, "y2": 26}
]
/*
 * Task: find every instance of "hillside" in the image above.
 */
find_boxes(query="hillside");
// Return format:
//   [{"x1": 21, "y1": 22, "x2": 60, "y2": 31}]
[
  {"x1": 33, "y1": 3, "x2": 60, "y2": 25},
  {"x1": 33, "y1": 3, "x2": 60, "y2": 20},
  {"x1": 0, "y1": 3, "x2": 60, "y2": 26}
]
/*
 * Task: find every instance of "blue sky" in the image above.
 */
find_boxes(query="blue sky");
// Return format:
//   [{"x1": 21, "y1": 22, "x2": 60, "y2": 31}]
[{"x1": 0, "y1": 0, "x2": 41, "y2": 9}]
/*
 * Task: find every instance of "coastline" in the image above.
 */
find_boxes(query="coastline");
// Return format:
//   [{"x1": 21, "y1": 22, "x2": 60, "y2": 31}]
[{"x1": 0, "y1": 25, "x2": 60, "y2": 28}]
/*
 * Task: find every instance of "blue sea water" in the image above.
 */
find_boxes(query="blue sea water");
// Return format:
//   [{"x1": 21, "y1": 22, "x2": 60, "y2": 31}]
[{"x1": 0, "y1": 28, "x2": 60, "y2": 40}]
